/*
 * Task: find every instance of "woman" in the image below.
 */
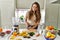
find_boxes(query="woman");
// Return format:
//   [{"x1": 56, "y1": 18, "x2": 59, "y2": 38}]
[{"x1": 25, "y1": 2, "x2": 41, "y2": 32}]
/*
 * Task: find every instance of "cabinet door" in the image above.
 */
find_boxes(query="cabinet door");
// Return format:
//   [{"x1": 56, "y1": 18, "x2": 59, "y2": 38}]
[
  {"x1": 58, "y1": 5, "x2": 60, "y2": 29},
  {"x1": 0, "y1": 10, "x2": 1, "y2": 27},
  {"x1": 45, "y1": 4, "x2": 59, "y2": 27},
  {"x1": 0, "y1": 0, "x2": 15, "y2": 28},
  {"x1": 17, "y1": 0, "x2": 44, "y2": 9}
]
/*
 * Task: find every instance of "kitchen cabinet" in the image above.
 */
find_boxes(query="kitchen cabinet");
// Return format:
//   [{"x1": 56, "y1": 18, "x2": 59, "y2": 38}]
[
  {"x1": 45, "y1": 1, "x2": 60, "y2": 28},
  {"x1": 58, "y1": 4, "x2": 60, "y2": 29},
  {"x1": 16, "y1": 0, "x2": 44, "y2": 9},
  {"x1": 45, "y1": 4, "x2": 59, "y2": 27},
  {"x1": 0, "y1": 0, "x2": 16, "y2": 28},
  {"x1": 0, "y1": 11, "x2": 1, "y2": 26}
]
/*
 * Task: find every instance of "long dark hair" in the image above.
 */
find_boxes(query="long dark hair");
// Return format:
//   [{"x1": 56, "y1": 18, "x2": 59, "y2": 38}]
[{"x1": 28, "y1": 2, "x2": 41, "y2": 22}]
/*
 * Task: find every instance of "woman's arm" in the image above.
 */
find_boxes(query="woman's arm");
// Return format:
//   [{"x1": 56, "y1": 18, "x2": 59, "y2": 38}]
[
  {"x1": 32, "y1": 12, "x2": 41, "y2": 29},
  {"x1": 32, "y1": 20, "x2": 40, "y2": 29},
  {"x1": 25, "y1": 12, "x2": 29, "y2": 26}
]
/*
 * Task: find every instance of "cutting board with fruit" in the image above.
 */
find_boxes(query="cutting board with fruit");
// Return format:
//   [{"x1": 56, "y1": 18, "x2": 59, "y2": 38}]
[{"x1": 9, "y1": 29, "x2": 41, "y2": 40}]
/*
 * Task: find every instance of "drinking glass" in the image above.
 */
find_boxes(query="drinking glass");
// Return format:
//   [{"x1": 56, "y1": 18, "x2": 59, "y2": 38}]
[
  {"x1": 12, "y1": 17, "x2": 20, "y2": 31},
  {"x1": 37, "y1": 23, "x2": 45, "y2": 35}
]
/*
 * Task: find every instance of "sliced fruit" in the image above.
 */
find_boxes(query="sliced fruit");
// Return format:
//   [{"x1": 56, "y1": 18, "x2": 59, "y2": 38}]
[
  {"x1": 15, "y1": 38, "x2": 22, "y2": 40},
  {"x1": 45, "y1": 26, "x2": 54, "y2": 30},
  {"x1": 49, "y1": 26, "x2": 54, "y2": 30},
  {"x1": 0, "y1": 27, "x2": 3, "y2": 32},
  {"x1": 50, "y1": 34, "x2": 55, "y2": 39},
  {"x1": 10, "y1": 39, "x2": 14, "y2": 40},
  {"x1": 12, "y1": 32, "x2": 17, "y2": 36},
  {"x1": 10, "y1": 35, "x2": 16, "y2": 39},
  {"x1": 36, "y1": 34, "x2": 40, "y2": 37},
  {"x1": 46, "y1": 32, "x2": 51, "y2": 38},
  {"x1": 28, "y1": 32, "x2": 35, "y2": 36},
  {"x1": 45, "y1": 26, "x2": 49, "y2": 30},
  {"x1": 18, "y1": 31, "x2": 28, "y2": 36}
]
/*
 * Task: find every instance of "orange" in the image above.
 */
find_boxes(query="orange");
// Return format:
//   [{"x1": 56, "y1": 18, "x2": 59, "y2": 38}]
[
  {"x1": 50, "y1": 34, "x2": 55, "y2": 39},
  {"x1": 45, "y1": 26, "x2": 49, "y2": 30},
  {"x1": 50, "y1": 35, "x2": 55, "y2": 39},
  {"x1": 12, "y1": 32, "x2": 17, "y2": 36},
  {"x1": 0, "y1": 27, "x2": 3, "y2": 32},
  {"x1": 49, "y1": 26, "x2": 54, "y2": 30},
  {"x1": 45, "y1": 26, "x2": 54, "y2": 30},
  {"x1": 46, "y1": 36, "x2": 50, "y2": 38}
]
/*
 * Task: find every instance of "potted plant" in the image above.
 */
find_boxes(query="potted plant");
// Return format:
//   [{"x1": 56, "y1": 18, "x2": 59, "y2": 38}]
[{"x1": 20, "y1": 15, "x2": 24, "y2": 22}]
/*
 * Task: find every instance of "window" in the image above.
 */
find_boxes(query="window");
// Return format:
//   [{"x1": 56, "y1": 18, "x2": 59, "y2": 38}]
[{"x1": 15, "y1": 9, "x2": 45, "y2": 25}]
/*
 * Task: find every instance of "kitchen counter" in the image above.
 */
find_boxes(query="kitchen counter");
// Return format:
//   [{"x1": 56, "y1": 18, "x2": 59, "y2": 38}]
[
  {"x1": 0, "y1": 35, "x2": 60, "y2": 40},
  {"x1": 0, "y1": 29, "x2": 60, "y2": 40}
]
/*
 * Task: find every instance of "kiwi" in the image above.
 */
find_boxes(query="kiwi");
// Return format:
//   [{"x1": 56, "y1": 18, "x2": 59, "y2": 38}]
[{"x1": 28, "y1": 32, "x2": 35, "y2": 36}]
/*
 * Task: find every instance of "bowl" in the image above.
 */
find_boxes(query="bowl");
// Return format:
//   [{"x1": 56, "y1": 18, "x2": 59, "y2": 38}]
[
  {"x1": 44, "y1": 30, "x2": 57, "y2": 40},
  {"x1": 45, "y1": 37, "x2": 54, "y2": 40},
  {"x1": 5, "y1": 30, "x2": 11, "y2": 34},
  {"x1": 0, "y1": 32, "x2": 5, "y2": 37}
]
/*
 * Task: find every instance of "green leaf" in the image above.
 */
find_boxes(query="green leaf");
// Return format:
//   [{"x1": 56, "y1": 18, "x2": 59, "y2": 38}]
[{"x1": 54, "y1": 27, "x2": 58, "y2": 30}]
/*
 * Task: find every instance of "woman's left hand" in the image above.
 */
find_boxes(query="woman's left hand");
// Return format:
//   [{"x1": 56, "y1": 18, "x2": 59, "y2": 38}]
[
  {"x1": 28, "y1": 28, "x2": 37, "y2": 32},
  {"x1": 32, "y1": 23, "x2": 38, "y2": 29}
]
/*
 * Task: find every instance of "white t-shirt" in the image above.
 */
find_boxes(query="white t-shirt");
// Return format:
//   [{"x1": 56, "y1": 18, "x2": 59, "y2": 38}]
[{"x1": 27, "y1": 14, "x2": 36, "y2": 25}]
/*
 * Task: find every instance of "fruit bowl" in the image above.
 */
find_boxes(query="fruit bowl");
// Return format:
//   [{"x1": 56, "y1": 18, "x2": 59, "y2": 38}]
[
  {"x1": 44, "y1": 30, "x2": 57, "y2": 40},
  {"x1": 44, "y1": 34, "x2": 56, "y2": 40},
  {"x1": 45, "y1": 37, "x2": 55, "y2": 40},
  {"x1": 44, "y1": 25, "x2": 58, "y2": 40}
]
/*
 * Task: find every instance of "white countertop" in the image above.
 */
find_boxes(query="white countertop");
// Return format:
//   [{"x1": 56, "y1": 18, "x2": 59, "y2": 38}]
[
  {"x1": 0, "y1": 29, "x2": 60, "y2": 40},
  {"x1": 0, "y1": 35, "x2": 60, "y2": 40}
]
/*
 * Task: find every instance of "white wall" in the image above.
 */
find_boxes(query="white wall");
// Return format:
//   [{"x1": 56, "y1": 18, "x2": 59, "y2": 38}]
[
  {"x1": 0, "y1": 0, "x2": 16, "y2": 28},
  {"x1": 46, "y1": 0, "x2": 57, "y2": 4},
  {"x1": 16, "y1": 0, "x2": 44, "y2": 9}
]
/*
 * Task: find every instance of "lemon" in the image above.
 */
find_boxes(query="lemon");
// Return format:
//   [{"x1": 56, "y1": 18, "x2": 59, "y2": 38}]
[
  {"x1": 15, "y1": 38, "x2": 22, "y2": 40},
  {"x1": 46, "y1": 32, "x2": 51, "y2": 37},
  {"x1": 10, "y1": 35, "x2": 16, "y2": 39},
  {"x1": 50, "y1": 34, "x2": 55, "y2": 39}
]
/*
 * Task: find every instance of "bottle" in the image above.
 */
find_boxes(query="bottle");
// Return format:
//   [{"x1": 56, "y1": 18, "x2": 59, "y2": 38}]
[{"x1": 13, "y1": 25, "x2": 19, "y2": 33}]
